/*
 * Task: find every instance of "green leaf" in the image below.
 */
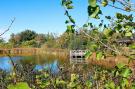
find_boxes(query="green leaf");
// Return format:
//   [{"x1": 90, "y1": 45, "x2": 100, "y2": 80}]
[
  {"x1": 125, "y1": 26, "x2": 132, "y2": 32},
  {"x1": 44, "y1": 72, "x2": 49, "y2": 78},
  {"x1": 8, "y1": 82, "x2": 30, "y2": 89},
  {"x1": 65, "y1": 10, "x2": 69, "y2": 16},
  {"x1": 65, "y1": 20, "x2": 69, "y2": 24},
  {"x1": 109, "y1": 81, "x2": 115, "y2": 89},
  {"x1": 67, "y1": 5, "x2": 74, "y2": 9},
  {"x1": 131, "y1": 85, "x2": 135, "y2": 89},
  {"x1": 85, "y1": 80, "x2": 92, "y2": 88},
  {"x1": 84, "y1": 51, "x2": 92, "y2": 59},
  {"x1": 121, "y1": 78, "x2": 129, "y2": 87},
  {"x1": 67, "y1": 25, "x2": 71, "y2": 30},
  {"x1": 96, "y1": 52, "x2": 104, "y2": 60},
  {"x1": 41, "y1": 81, "x2": 50, "y2": 88},
  {"x1": 115, "y1": 24, "x2": 122, "y2": 31},
  {"x1": 88, "y1": 5, "x2": 101, "y2": 19},
  {"x1": 71, "y1": 74, "x2": 79, "y2": 82},
  {"x1": 88, "y1": 23, "x2": 93, "y2": 27},
  {"x1": 121, "y1": 68, "x2": 132, "y2": 78},
  {"x1": 116, "y1": 63, "x2": 125, "y2": 69},
  {"x1": 111, "y1": 0, "x2": 115, "y2": 4},
  {"x1": 66, "y1": 25, "x2": 75, "y2": 33},
  {"x1": 83, "y1": 24, "x2": 88, "y2": 27},
  {"x1": 116, "y1": 13, "x2": 123, "y2": 19},
  {"x1": 129, "y1": 44, "x2": 135, "y2": 49},
  {"x1": 65, "y1": 0, "x2": 72, "y2": 5},
  {"x1": 56, "y1": 78, "x2": 66, "y2": 85},
  {"x1": 116, "y1": 86, "x2": 120, "y2": 89},
  {"x1": 103, "y1": 28, "x2": 113, "y2": 37},
  {"x1": 61, "y1": 0, "x2": 66, "y2": 6},
  {"x1": 68, "y1": 82, "x2": 78, "y2": 88},
  {"x1": 69, "y1": 16, "x2": 75, "y2": 24},
  {"x1": 102, "y1": 0, "x2": 108, "y2": 7},
  {"x1": 88, "y1": 0, "x2": 97, "y2": 7},
  {"x1": 127, "y1": 14, "x2": 133, "y2": 21},
  {"x1": 105, "y1": 16, "x2": 111, "y2": 19},
  {"x1": 125, "y1": 32, "x2": 132, "y2": 37},
  {"x1": 105, "y1": 81, "x2": 115, "y2": 89},
  {"x1": 89, "y1": 43, "x2": 98, "y2": 51}
]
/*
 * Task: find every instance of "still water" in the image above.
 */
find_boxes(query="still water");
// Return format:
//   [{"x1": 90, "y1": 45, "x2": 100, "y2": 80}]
[{"x1": 0, "y1": 56, "x2": 63, "y2": 73}]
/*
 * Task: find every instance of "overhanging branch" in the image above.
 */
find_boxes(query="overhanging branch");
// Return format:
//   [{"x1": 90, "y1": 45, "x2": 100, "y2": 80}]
[{"x1": 0, "y1": 18, "x2": 15, "y2": 37}]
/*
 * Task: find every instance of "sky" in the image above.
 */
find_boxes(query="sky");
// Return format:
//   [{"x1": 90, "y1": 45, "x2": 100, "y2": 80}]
[{"x1": 0, "y1": 0, "x2": 134, "y2": 41}]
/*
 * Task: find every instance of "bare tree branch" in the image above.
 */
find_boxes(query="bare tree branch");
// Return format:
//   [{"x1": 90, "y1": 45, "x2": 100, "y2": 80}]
[
  {"x1": 97, "y1": 0, "x2": 135, "y2": 12},
  {"x1": 0, "y1": 18, "x2": 15, "y2": 37},
  {"x1": 80, "y1": 29, "x2": 121, "y2": 55}
]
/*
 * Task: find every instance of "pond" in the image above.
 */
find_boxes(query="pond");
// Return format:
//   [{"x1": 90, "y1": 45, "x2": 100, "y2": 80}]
[
  {"x1": 1, "y1": 54, "x2": 128, "y2": 89},
  {"x1": 0, "y1": 55, "x2": 69, "y2": 73}
]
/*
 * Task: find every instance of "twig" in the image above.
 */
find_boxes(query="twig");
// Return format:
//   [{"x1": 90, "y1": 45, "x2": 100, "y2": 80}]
[
  {"x1": 61, "y1": 1, "x2": 121, "y2": 54},
  {"x1": 97, "y1": 0, "x2": 135, "y2": 12},
  {"x1": 80, "y1": 28, "x2": 121, "y2": 54},
  {"x1": 0, "y1": 18, "x2": 15, "y2": 37}
]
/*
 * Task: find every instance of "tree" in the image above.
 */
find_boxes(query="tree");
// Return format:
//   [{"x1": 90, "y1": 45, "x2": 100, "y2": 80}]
[
  {"x1": 35, "y1": 34, "x2": 46, "y2": 47},
  {"x1": 19, "y1": 29, "x2": 37, "y2": 42},
  {"x1": 8, "y1": 30, "x2": 38, "y2": 47},
  {"x1": 9, "y1": 33, "x2": 16, "y2": 48},
  {"x1": 0, "y1": 38, "x2": 5, "y2": 43},
  {"x1": 8, "y1": 34, "x2": 21, "y2": 47},
  {"x1": 61, "y1": 0, "x2": 135, "y2": 59}
]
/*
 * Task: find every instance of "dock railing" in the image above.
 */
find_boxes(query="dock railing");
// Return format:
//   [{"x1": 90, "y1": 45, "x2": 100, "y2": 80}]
[{"x1": 70, "y1": 50, "x2": 88, "y2": 64}]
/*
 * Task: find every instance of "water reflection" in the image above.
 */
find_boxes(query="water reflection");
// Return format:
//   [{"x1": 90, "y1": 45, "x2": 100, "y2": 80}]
[
  {"x1": 35, "y1": 60, "x2": 59, "y2": 74},
  {"x1": 0, "y1": 57, "x2": 22, "y2": 72},
  {"x1": 0, "y1": 56, "x2": 60, "y2": 74}
]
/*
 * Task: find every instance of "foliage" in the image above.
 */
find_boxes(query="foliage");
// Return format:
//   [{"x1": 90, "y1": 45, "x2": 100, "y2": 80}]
[
  {"x1": 20, "y1": 40, "x2": 37, "y2": 48},
  {"x1": 60, "y1": 0, "x2": 135, "y2": 60},
  {"x1": 0, "y1": 39, "x2": 5, "y2": 43},
  {"x1": 59, "y1": 1, "x2": 135, "y2": 88},
  {"x1": 0, "y1": 43, "x2": 13, "y2": 48},
  {"x1": 105, "y1": 63, "x2": 133, "y2": 89},
  {"x1": 19, "y1": 29, "x2": 37, "y2": 42},
  {"x1": 8, "y1": 29, "x2": 37, "y2": 47},
  {"x1": 8, "y1": 30, "x2": 56, "y2": 48},
  {"x1": 7, "y1": 82, "x2": 30, "y2": 89},
  {"x1": 1, "y1": 0, "x2": 135, "y2": 88},
  {"x1": 88, "y1": 1, "x2": 102, "y2": 19},
  {"x1": 0, "y1": 60, "x2": 135, "y2": 89}
]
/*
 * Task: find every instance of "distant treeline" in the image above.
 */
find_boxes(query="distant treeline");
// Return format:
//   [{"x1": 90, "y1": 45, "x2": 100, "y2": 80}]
[
  {"x1": 0, "y1": 28, "x2": 135, "y2": 50},
  {"x1": 0, "y1": 29, "x2": 90, "y2": 49},
  {"x1": 1, "y1": 29, "x2": 55, "y2": 48}
]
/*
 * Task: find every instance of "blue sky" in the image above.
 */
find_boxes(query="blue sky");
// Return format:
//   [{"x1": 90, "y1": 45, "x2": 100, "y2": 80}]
[{"x1": 0, "y1": 0, "x2": 134, "y2": 41}]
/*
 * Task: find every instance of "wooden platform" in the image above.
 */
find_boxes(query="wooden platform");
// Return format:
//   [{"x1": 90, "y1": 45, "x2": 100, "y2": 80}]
[{"x1": 70, "y1": 50, "x2": 87, "y2": 64}]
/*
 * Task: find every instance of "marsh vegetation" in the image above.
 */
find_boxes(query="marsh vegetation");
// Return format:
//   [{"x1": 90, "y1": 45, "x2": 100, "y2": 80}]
[{"x1": 1, "y1": 0, "x2": 135, "y2": 89}]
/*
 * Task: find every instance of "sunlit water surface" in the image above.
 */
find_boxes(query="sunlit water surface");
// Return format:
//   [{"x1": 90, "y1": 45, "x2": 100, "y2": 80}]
[{"x1": 0, "y1": 56, "x2": 64, "y2": 74}]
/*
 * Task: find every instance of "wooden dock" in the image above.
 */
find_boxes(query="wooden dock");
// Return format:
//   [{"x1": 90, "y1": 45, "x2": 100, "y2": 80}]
[
  {"x1": 0, "y1": 48, "x2": 88, "y2": 64},
  {"x1": 70, "y1": 50, "x2": 87, "y2": 64}
]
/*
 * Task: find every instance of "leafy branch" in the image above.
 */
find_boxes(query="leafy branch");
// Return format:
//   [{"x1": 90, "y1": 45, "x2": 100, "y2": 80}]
[
  {"x1": 61, "y1": 0, "x2": 135, "y2": 62},
  {"x1": 97, "y1": 0, "x2": 135, "y2": 12},
  {"x1": 80, "y1": 29, "x2": 121, "y2": 54},
  {"x1": 61, "y1": 0, "x2": 121, "y2": 55}
]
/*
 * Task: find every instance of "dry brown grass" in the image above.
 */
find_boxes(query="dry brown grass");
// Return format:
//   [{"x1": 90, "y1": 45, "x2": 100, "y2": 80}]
[{"x1": 87, "y1": 52, "x2": 135, "y2": 68}]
